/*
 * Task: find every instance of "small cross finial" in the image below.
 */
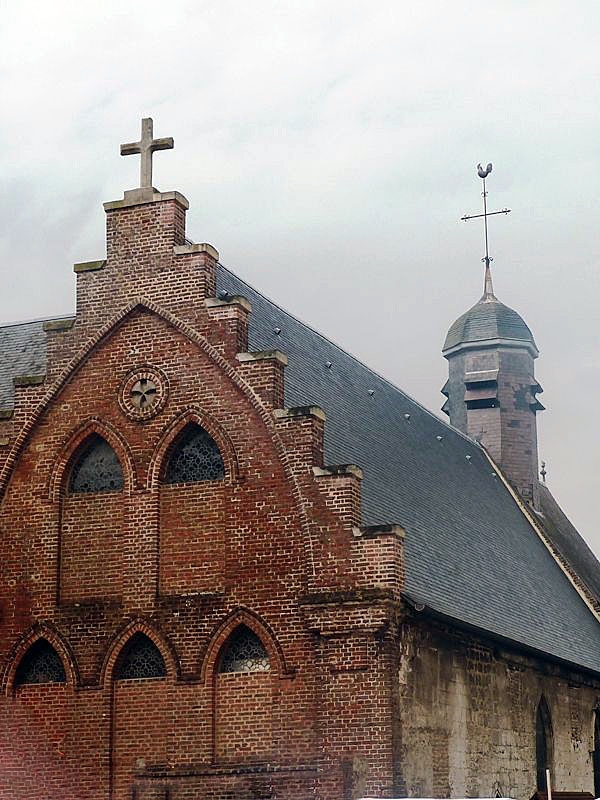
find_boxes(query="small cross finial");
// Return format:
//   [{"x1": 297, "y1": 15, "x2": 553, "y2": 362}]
[{"x1": 120, "y1": 118, "x2": 174, "y2": 189}]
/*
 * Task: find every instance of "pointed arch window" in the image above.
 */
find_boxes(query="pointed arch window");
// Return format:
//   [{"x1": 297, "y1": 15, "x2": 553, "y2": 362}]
[
  {"x1": 536, "y1": 696, "x2": 553, "y2": 790},
  {"x1": 219, "y1": 625, "x2": 270, "y2": 674},
  {"x1": 163, "y1": 424, "x2": 225, "y2": 484},
  {"x1": 69, "y1": 434, "x2": 124, "y2": 494},
  {"x1": 114, "y1": 633, "x2": 167, "y2": 680},
  {"x1": 15, "y1": 639, "x2": 66, "y2": 686}
]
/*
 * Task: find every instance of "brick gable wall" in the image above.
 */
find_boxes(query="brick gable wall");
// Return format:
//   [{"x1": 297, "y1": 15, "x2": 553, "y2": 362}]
[{"x1": 0, "y1": 190, "x2": 401, "y2": 799}]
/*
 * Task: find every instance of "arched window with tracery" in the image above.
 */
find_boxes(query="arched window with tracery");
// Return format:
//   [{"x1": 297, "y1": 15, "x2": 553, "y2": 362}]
[
  {"x1": 536, "y1": 696, "x2": 553, "y2": 790},
  {"x1": 111, "y1": 632, "x2": 170, "y2": 798},
  {"x1": 114, "y1": 633, "x2": 167, "y2": 680},
  {"x1": 15, "y1": 639, "x2": 66, "y2": 687},
  {"x1": 163, "y1": 424, "x2": 225, "y2": 484},
  {"x1": 68, "y1": 433, "x2": 124, "y2": 494},
  {"x1": 60, "y1": 433, "x2": 126, "y2": 603},
  {"x1": 159, "y1": 422, "x2": 227, "y2": 595},
  {"x1": 214, "y1": 624, "x2": 273, "y2": 762},
  {"x1": 219, "y1": 625, "x2": 270, "y2": 674},
  {"x1": 11, "y1": 637, "x2": 73, "y2": 790}
]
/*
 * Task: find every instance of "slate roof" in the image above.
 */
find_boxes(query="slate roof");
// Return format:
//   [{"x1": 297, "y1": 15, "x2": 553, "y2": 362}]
[
  {"x1": 2, "y1": 270, "x2": 600, "y2": 675},
  {"x1": 0, "y1": 319, "x2": 48, "y2": 408},
  {"x1": 443, "y1": 295, "x2": 537, "y2": 352},
  {"x1": 538, "y1": 483, "x2": 600, "y2": 604}
]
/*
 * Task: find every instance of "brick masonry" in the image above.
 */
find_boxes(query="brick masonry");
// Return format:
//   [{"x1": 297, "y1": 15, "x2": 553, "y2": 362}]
[{"x1": 0, "y1": 188, "x2": 598, "y2": 798}]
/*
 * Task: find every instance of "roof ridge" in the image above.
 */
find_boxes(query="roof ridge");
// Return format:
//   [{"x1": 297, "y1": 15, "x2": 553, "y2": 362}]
[
  {"x1": 0, "y1": 313, "x2": 74, "y2": 330},
  {"x1": 217, "y1": 261, "x2": 480, "y2": 450}
]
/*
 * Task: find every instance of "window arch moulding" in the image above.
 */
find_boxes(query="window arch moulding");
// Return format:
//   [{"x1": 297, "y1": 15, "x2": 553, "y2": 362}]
[
  {"x1": 200, "y1": 608, "x2": 291, "y2": 684},
  {"x1": 218, "y1": 625, "x2": 270, "y2": 674},
  {"x1": 149, "y1": 408, "x2": 240, "y2": 489},
  {"x1": 100, "y1": 619, "x2": 179, "y2": 688},
  {"x1": 48, "y1": 418, "x2": 137, "y2": 502},
  {"x1": 68, "y1": 434, "x2": 124, "y2": 494},
  {"x1": 15, "y1": 639, "x2": 66, "y2": 686},
  {"x1": 3, "y1": 624, "x2": 79, "y2": 695},
  {"x1": 114, "y1": 633, "x2": 167, "y2": 680}
]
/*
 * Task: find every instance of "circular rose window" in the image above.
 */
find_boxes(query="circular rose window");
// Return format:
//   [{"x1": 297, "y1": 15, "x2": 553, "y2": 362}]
[{"x1": 119, "y1": 366, "x2": 168, "y2": 421}]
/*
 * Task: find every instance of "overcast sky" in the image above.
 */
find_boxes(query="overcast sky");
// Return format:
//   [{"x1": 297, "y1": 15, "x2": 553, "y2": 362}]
[{"x1": 1, "y1": 1, "x2": 599, "y2": 553}]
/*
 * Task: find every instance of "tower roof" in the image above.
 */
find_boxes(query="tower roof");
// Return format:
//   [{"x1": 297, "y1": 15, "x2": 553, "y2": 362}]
[{"x1": 443, "y1": 266, "x2": 538, "y2": 355}]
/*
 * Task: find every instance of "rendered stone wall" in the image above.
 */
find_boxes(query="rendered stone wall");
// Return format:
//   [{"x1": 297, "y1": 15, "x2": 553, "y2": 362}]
[{"x1": 396, "y1": 618, "x2": 600, "y2": 799}]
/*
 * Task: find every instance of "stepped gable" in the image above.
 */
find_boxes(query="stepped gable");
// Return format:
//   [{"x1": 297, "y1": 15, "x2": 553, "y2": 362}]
[
  {"x1": 217, "y1": 264, "x2": 600, "y2": 673},
  {"x1": 2, "y1": 265, "x2": 600, "y2": 674}
]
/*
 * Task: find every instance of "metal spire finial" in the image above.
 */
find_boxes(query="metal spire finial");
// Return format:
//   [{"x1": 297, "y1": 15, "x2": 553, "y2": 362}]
[{"x1": 461, "y1": 163, "x2": 511, "y2": 301}]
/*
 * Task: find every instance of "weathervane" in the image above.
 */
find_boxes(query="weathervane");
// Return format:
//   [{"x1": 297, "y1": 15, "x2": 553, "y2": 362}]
[{"x1": 461, "y1": 163, "x2": 511, "y2": 294}]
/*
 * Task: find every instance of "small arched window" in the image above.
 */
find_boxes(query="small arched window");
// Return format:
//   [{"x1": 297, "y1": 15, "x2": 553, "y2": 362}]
[
  {"x1": 69, "y1": 434, "x2": 124, "y2": 494},
  {"x1": 163, "y1": 424, "x2": 225, "y2": 484},
  {"x1": 15, "y1": 639, "x2": 66, "y2": 686},
  {"x1": 536, "y1": 696, "x2": 553, "y2": 789},
  {"x1": 114, "y1": 633, "x2": 167, "y2": 680},
  {"x1": 219, "y1": 626, "x2": 270, "y2": 674}
]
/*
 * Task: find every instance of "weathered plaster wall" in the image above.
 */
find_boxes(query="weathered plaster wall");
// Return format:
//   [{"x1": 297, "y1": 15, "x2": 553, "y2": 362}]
[{"x1": 397, "y1": 617, "x2": 599, "y2": 799}]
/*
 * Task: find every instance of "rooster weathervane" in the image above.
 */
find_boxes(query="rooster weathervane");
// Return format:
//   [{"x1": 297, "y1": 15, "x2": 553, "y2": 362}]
[{"x1": 461, "y1": 163, "x2": 511, "y2": 269}]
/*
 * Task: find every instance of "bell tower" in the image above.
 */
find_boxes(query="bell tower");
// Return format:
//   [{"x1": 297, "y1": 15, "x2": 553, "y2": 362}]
[{"x1": 442, "y1": 165, "x2": 544, "y2": 508}]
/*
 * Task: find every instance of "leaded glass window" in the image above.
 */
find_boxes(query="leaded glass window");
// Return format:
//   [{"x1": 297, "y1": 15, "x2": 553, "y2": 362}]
[
  {"x1": 164, "y1": 425, "x2": 225, "y2": 484},
  {"x1": 15, "y1": 639, "x2": 66, "y2": 686},
  {"x1": 69, "y1": 434, "x2": 124, "y2": 494},
  {"x1": 219, "y1": 626, "x2": 270, "y2": 673},
  {"x1": 115, "y1": 633, "x2": 167, "y2": 680}
]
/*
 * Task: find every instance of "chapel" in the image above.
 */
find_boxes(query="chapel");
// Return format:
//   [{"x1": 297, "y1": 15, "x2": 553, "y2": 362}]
[{"x1": 1, "y1": 120, "x2": 600, "y2": 800}]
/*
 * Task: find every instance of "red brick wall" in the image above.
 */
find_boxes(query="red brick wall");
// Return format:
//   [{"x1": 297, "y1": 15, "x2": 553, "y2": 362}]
[
  {"x1": 214, "y1": 672, "x2": 273, "y2": 762},
  {"x1": 159, "y1": 482, "x2": 225, "y2": 594},
  {"x1": 0, "y1": 193, "x2": 404, "y2": 799},
  {"x1": 60, "y1": 492, "x2": 124, "y2": 602},
  {"x1": 112, "y1": 679, "x2": 171, "y2": 800}
]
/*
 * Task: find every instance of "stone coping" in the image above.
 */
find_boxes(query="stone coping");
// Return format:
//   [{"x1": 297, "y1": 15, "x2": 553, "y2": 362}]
[
  {"x1": 74, "y1": 260, "x2": 106, "y2": 274},
  {"x1": 236, "y1": 349, "x2": 288, "y2": 366},
  {"x1": 273, "y1": 405, "x2": 326, "y2": 422},
  {"x1": 103, "y1": 188, "x2": 189, "y2": 211},
  {"x1": 174, "y1": 242, "x2": 219, "y2": 261},
  {"x1": 13, "y1": 374, "x2": 45, "y2": 387},
  {"x1": 313, "y1": 464, "x2": 363, "y2": 480},
  {"x1": 205, "y1": 295, "x2": 252, "y2": 313},
  {"x1": 353, "y1": 524, "x2": 405, "y2": 539},
  {"x1": 43, "y1": 317, "x2": 76, "y2": 331}
]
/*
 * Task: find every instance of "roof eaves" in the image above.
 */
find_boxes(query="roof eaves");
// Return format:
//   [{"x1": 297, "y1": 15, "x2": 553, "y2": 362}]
[{"x1": 402, "y1": 591, "x2": 600, "y2": 680}]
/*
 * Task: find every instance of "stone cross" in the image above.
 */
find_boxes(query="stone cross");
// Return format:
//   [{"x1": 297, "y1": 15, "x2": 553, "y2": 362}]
[{"x1": 120, "y1": 118, "x2": 174, "y2": 189}]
